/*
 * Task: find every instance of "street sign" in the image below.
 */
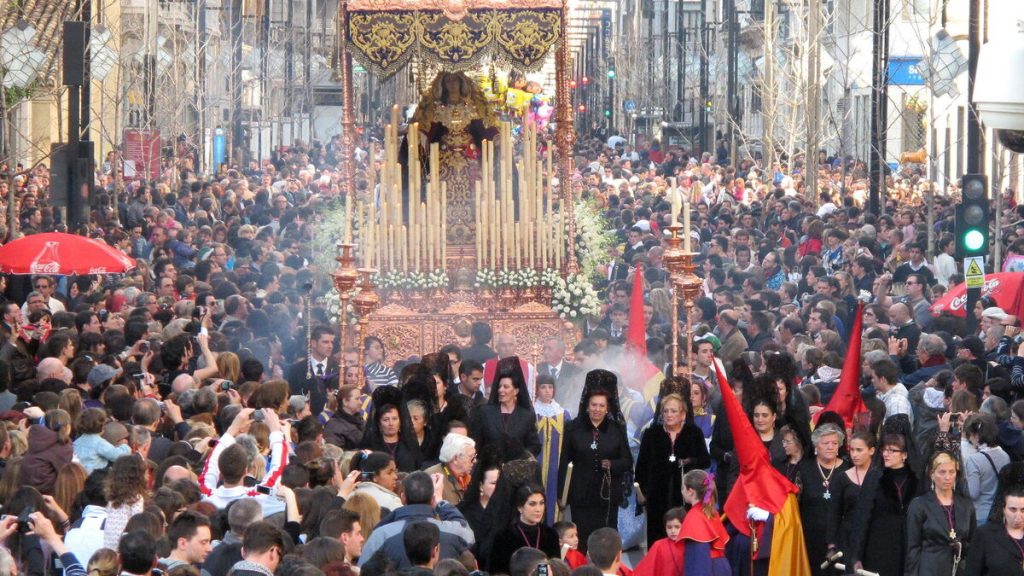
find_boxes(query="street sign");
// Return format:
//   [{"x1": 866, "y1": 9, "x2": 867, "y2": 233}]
[
  {"x1": 965, "y1": 256, "x2": 985, "y2": 289},
  {"x1": 623, "y1": 99, "x2": 636, "y2": 113}
]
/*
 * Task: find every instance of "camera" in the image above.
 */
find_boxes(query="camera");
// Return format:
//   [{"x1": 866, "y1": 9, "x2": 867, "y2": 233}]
[
  {"x1": 359, "y1": 471, "x2": 375, "y2": 482},
  {"x1": 138, "y1": 341, "x2": 150, "y2": 353},
  {"x1": 193, "y1": 305, "x2": 206, "y2": 319},
  {"x1": 251, "y1": 410, "x2": 265, "y2": 422},
  {"x1": 220, "y1": 380, "x2": 233, "y2": 392},
  {"x1": 17, "y1": 506, "x2": 34, "y2": 534}
]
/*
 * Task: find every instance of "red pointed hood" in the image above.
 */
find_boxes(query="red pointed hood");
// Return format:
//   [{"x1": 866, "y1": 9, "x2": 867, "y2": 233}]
[
  {"x1": 714, "y1": 356, "x2": 799, "y2": 535},
  {"x1": 814, "y1": 300, "x2": 867, "y2": 430}
]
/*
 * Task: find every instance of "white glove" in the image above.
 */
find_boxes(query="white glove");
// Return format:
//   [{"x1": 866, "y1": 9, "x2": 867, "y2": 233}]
[{"x1": 747, "y1": 505, "x2": 770, "y2": 521}]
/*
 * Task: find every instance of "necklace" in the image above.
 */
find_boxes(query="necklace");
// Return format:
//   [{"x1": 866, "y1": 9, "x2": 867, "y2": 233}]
[
  {"x1": 517, "y1": 522, "x2": 541, "y2": 548},
  {"x1": 942, "y1": 502, "x2": 957, "y2": 540},
  {"x1": 817, "y1": 459, "x2": 838, "y2": 500}
]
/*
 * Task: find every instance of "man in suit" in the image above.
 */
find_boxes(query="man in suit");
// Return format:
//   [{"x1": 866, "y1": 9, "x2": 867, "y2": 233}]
[
  {"x1": 537, "y1": 337, "x2": 579, "y2": 407},
  {"x1": 287, "y1": 325, "x2": 339, "y2": 416}
]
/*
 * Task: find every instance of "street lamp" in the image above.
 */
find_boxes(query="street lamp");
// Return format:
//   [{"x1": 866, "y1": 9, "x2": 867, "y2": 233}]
[{"x1": 1, "y1": 20, "x2": 47, "y2": 235}]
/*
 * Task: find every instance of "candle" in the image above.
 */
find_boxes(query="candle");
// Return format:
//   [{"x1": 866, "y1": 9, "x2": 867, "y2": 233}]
[
  {"x1": 441, "y1": 182, "x2": 448, "y2": 265},
  {"x1": 345, "y1": 188, "x2": 352, "y2": 243},
  {"x1": 683, "y1": 199, "x2": 692, "y2": 253}
]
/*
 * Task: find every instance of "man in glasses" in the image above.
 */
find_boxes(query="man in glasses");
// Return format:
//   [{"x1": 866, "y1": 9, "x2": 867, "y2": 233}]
[{"x1": 25, "y1": 276, "x2": 65, "y2": 314}]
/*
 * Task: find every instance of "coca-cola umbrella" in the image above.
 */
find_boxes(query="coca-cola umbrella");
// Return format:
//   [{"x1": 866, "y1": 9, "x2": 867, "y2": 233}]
[
  {"x1": 930, "y1": 272, "x2": 1024, "y2": 319},
  {"x1": 0, "y1": 233, "x2": 136, "y2": 275}
]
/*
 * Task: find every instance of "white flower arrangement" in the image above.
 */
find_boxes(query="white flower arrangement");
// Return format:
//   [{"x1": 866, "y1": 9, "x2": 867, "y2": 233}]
[
  {"x1": 406, "y1": 271, "x2": 430, "y2": 290},
  {"x1": 540, "y1": 268, "x2": 561, "y2": 288},
  {"x1": 568, "y1": 200, "x2": 615, "y2": 282},
  {"x1": 516, "y1": 268, "x2": 539, "y2": 288},
  {"x1": 497, "y1": 269, "x2": 517, "y2": 288},
  {"x1": 426, "y1": 269, "x2": 449, "y2": 289},
  {"x1": 319, "y1": 289, "x2": 359, "y2": 326},
  {"x1": 550, "y1": 274, "x2": 601, "y2": 320},
  {"x1": 376, "y1": 270, "x2": 407, "y2": 291},
  {"x1": 475, "y1": 268, "x2": 498, "y2": 289}
]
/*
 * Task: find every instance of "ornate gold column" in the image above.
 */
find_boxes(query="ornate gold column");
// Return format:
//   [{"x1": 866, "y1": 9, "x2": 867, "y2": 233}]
[
  {"x1": 332, "y1": 242, "x2": 359, "y2": 386},
  {"x1": 555, "y1": 0, "x2": 578, "y2": 275},
  {"x1": 338, "y1": 0, "x2": 357, "y2": 213},
  {"x1": 352, "y1": 268, "x2": 380, "y2": 390}
]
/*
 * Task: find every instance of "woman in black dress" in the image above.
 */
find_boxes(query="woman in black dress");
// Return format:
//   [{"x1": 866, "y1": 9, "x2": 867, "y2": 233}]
[
  {"x1": 774, "y1": 425, "x2": 806, "y2": 484},
  {"x1": 831, "y1": 430, "x2": 876, "y2": 562},
  {"x1": 635, "y1": 390, "x2": 711, "y2": 545},
  {"x1": 557, "y1": 369, "x2": 633, "y2": 554},
  {"x1": 795, "y1": 423, "x2": 849, "y2": 576},
  {"x1": 469, "y1": 356, "x2": 541, "y2": 456},
  {"x1": 905, "y1": 451, "x2": 976, "y2": 576},
  {"x1": 751, "y1": 399, "x2": 787, "y2": 467},
  {"x1": 489, "y1": 483, "x2": 561, "y2": 574},
  {"x1": 849, "y1": 432, "x2": 918, "y2": 576}
]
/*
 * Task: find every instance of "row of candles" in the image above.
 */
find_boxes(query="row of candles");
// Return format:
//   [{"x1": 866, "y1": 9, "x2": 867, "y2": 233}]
[{"x1": 342, "y1": 106, "x2": 566, "y2": 273}]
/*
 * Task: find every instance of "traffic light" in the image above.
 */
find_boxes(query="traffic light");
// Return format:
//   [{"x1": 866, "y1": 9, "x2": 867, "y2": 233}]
[
  {"x1": 705, "y1": 99, "x2": 713, "y2": 113},
  {"x1": 956, "y1": 173, "x2": 989, "y2": 258},
  {"x1": 578, "y1": 104, "x2": 587, "y2": 113},
  {"x1": 604, "y1": 109, "x2": 611, "y2": 118},
  {"x1": 607, "y1": 69, "x2": 616, "y2": 79},
  {"x1": 582, "y1": 76, "x2": 589, "y2": 85},
  {"x1": 569, "y1": 80, "x2": 577, "y2": 89}
]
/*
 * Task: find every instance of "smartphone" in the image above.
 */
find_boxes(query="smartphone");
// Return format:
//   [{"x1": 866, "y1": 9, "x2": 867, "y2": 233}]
[
  {"x1": 255, "y1": 485, "x2": 272, "y2": 495},
  {"x1": 138, "y1": 341, "x2": 150, "y2": 353},
  {"x1": 950, "y1": 413, "x2": 961, "y2": 426}
]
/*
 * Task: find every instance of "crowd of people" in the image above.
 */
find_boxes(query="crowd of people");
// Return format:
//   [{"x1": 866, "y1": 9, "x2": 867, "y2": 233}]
[{"x1": 0, "y1": 122, "x2": 1023, "y2": 576}]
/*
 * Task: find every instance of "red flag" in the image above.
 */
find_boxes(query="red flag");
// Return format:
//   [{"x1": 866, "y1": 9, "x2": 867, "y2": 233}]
[
  {"x1": 814, "y1": 300, "x2": 867, "y2": 430},
  {"x1": 713, "y1": 356, "x2": 799, "y2": 535},
  {"x1": 626, "y1": 266, "x2": 647, "y2": 357}
]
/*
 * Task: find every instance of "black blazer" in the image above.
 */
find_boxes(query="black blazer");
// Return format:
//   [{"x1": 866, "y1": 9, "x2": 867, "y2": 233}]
[
  {"x1": 286, "y1": 357, "x2": 339, "y2": 416},
  {"x1": 470, "y1": 404, "x2": 541, "y2": 456},
  {"x1": 964, "y1": 520, "x2": 1024, "y2": 576}
]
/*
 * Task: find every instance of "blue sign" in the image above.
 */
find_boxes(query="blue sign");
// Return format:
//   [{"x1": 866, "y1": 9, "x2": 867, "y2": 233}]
[
  {"x1": 213, "y1": 127, "x2": 226, "y2": 171},
  {"x1": 887, "y1": 57, "x2": 925, "y2": 86},
  {"x1": 623, "y1": 99, "x2": 637, "y2": 113}
]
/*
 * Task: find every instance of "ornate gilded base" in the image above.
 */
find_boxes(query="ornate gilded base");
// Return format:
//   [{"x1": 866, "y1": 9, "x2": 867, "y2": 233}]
[{"x1": 368, "y1": 289, "x2": 565, "y2": 363}]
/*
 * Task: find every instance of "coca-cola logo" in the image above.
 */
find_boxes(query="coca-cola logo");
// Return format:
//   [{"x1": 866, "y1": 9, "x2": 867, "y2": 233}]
[
  {"x1": 933, "y1": 278, "x2": 1002, "y2": 313},
  {"x1": 29, "y1": 262, "x2": 60, "y2": 274},
  {"x1": 88, "y1": 267, "x2": 108, "y2": 274}
]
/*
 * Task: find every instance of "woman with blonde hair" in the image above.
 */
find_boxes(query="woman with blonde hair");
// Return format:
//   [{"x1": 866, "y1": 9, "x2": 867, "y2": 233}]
[
  {"x1": 54, "y1": 462, "x2": 87, "y2": 521},
  {"x1": 216, "y1": 352, "x2": 241, "y2": 385},
  {"x1": 905, "y1": 451, "x2": 976, "y2": 575},
  {"x1": 59, "y1": 389, "x2": 84, "y2": 433},
  {"x1": 86, "y1": 548, "x2": 120, "y2": 576},
  {"x1": 343, "y1": 491, "x2": 382, "y2": 539}
]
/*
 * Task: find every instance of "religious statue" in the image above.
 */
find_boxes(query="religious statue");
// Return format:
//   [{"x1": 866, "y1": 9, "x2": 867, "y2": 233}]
[{"x1": 404, "y1": 71, "x2": 499, "y2": 245}]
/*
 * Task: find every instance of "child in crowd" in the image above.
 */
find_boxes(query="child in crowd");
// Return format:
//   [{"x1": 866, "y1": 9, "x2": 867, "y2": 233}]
[
  {"x1": 632, "y1": 508, "x2": 686, "y2": 576},
  {"x1": 555, "y1": 520, "x2": 586, "y2": 569}
]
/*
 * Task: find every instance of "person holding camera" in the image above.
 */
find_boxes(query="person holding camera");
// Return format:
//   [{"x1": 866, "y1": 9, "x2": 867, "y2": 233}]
[{"x1": 199, "y1": 407, "x2": 289, "y2": 516}]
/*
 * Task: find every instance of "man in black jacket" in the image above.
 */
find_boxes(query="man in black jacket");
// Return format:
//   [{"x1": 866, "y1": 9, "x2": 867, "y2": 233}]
[
  {"x1": 229, "y1": 522, "x2": 286, "y2": 576},
  {"x1": 201, "y1": 500, "x2": 262, "y2": 576},
  {"x1": 286, "y1": 326, "x2": 339, "y2": 416},
  {"x1": 323, "y1": 384, "x2": 366, "y2": 449}
]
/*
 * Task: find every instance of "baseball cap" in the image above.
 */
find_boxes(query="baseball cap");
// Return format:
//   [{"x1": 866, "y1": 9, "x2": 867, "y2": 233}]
[
  {"x1": 982, "y1": 307, "x2": 1009, "y2": 321},
  {"x1": 956, "y1": 335, "x2": 985, "y2": 358},
  {"x1": 87, "y1": 364, "x2": 120, "y2": 388}
]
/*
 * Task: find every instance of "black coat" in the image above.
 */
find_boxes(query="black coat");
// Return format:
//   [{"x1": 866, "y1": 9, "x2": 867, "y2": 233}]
[
  {"x1": 286, "y1": 357, "x2": 339, "y2": 416},
  {"x1": 359, "y1": 432, "x2": 422, "y2": 472},
  {"x1": 964, "y1": 520, "x2": 1024, "y2": 576},
  {"x1": 469, "y1": 404, "x2": 541, "y2": 456},
  {"x1": 796, "y1": 458, "x2": 849, "y2": 576},
  {"x1": 488, "y1": 521, "x2": 561, "y2": 574},
  {"x1": 323, "y1": 410, "x2": 365, "y2": 450},
  {"x1": 557, "y1": 417, "x2": 633, "y2": 509},
  {"x1": 905, "y1": 491, "x2": 976, "y2": 576},
  {"x1": 634, "y1": 422, "x2": 710, "y2": 544},
  {"x1": 848, "y1": 466, "x2": 918, "y2": 576}
]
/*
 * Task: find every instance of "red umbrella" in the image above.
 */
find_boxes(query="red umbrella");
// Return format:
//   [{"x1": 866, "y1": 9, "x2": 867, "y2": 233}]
[
  {"x1": 0, "y1": 233, "x2": 136, "y2": 275},
  {"x1": 930, "y1": 272, "x2": 1024, "y2": 319}
]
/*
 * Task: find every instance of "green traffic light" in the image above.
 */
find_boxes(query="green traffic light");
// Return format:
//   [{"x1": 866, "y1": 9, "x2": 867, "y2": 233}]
[
  {"x1": 607, "y1": 70, "x2": 616, "y2": 79},
  {"x1": 964, "y1": 229, "x2": 986, "y2": 252}
]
